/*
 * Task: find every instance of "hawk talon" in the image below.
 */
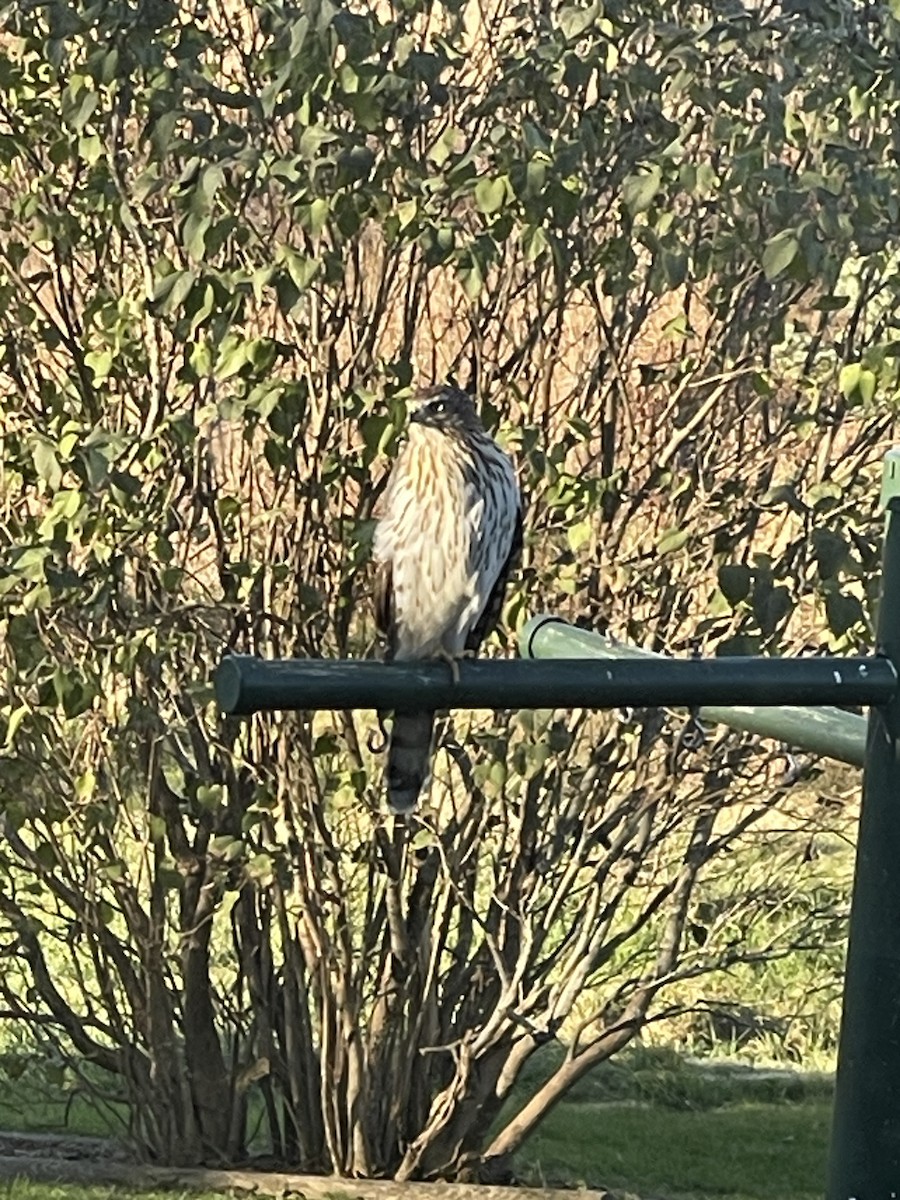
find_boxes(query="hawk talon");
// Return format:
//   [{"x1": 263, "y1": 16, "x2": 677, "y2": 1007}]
[
  {"x1": 437, "y1": 650, "x2": 462, "y2": 685},
  {"x1": 367, "y1": 712, "x2": 389, "y2": 755}
]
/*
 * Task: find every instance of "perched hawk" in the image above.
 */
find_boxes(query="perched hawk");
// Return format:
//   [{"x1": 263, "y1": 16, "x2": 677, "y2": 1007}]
[{"x1": 372, "y1": 384, "x2": 523, "y2": 813}]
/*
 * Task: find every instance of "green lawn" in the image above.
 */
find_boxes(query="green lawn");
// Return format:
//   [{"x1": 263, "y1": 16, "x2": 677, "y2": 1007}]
[
  {"x1": 516, "y1": 1099, "x2": 831, "y2": 1200},
  {"x1": 0, "y1": 1188, "x2": 206, "y2": 1200},
  {"x1": 0, "y1": 1049, "x2": 834, "y2": 1200}
]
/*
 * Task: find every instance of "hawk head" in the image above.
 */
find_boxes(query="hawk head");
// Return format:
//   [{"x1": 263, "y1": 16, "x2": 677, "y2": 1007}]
[{"x1": 410, "y1": 384, "x2": 482, "y2": 436}]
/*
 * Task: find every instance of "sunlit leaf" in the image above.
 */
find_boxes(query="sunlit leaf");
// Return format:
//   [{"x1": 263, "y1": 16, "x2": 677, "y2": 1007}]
[
  {"x1": 762, "y1": 230, "x2": 799, "y2": 280},
  {"x1": 622, "y1": 164, "x2": 662, "y2": 216},
  {"x1": 474, "y1": 176, "x2": 508, "y2": 215}
]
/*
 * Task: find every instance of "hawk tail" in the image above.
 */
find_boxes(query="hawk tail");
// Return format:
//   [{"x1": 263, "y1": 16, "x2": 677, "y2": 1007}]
[{"x1": 386, "y1": 711, "x2": 435, "y2": 814}]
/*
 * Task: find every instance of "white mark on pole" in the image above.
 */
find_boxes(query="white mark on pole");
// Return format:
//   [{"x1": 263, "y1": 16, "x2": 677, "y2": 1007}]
[
  {"x1": 859, "y1": 664, "x2": 869, "y2": 677},
  {"x1": 833, "y1": 670, "x2": 842, "y2": 684}
]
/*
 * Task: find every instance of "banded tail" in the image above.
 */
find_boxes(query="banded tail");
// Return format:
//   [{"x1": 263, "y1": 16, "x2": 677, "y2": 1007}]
[{"x1": 386, "y1": 710, "x2": 435, "y2": 814}]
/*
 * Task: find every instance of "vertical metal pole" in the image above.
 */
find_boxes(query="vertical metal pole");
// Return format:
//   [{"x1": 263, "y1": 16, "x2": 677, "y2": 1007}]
[{"x1": 827, "y1": 462, "x2": 900, "y2": 1198}]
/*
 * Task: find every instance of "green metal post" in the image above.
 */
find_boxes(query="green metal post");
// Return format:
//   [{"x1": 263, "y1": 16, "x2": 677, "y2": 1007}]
[
  {"x1": 827, "y1": 473, "x2": 900, "y2": 1196},
  {"x1": 214, "y1": 653, "x2": 895, "y2": 716},
  {"x1": 521, "y1": 616, "x2": 870, "y2": 768}
]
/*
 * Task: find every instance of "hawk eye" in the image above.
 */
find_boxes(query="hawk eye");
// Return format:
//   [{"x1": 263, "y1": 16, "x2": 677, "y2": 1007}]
[{"x1": 432, "y1": 399, "x2": 447, "y2": 414}]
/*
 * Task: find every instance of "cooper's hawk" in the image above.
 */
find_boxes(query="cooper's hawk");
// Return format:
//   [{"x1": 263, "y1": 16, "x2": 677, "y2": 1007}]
[{"x1": 372, "y1": 384, "x2": 523, "y2": 814}]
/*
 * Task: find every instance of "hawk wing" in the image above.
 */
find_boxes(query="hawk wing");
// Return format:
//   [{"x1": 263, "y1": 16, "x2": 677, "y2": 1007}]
[
  {"x1": 465, "y1": 502, "x2": 524, "y2": 654},
  {"x1": 374, "y1": 558, "x2": 396, "y2": 658}
]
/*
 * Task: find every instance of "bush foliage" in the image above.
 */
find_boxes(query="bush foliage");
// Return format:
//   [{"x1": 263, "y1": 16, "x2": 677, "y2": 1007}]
[{"x1": 0, "y1": 0, "x2": 897, "y2": 1179}]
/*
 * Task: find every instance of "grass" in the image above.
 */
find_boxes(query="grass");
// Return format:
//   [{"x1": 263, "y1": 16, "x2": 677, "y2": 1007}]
[
  {"x1": 515, "y1": 1100, "x2": 831, "y2": 1199},
  {"x1": 0, "y1": 1045, "x2": 835, "y2": 1199},
  {"x1": 505, "y1": 1045, "x2": 833, "y2": 1199},
  {"x1": 0, "y1": 1189, "x2": 169, "y2": 1200},
  {"x1": 0, "y1": 1058, "x2": 124, "y2": 1140},
  {"x1": 0, "y1": 1095, "x2": 119, "y2": 1140},
  {"x1": 0, "y1": 1187, "x2": 218, "y2": 1200},
  {"x1": 515, "y1": 1043, "x2": 834, "y2": 1110},
  {"x1": 0, "y1": 1087, "x2": 835, "y2": 1200}
]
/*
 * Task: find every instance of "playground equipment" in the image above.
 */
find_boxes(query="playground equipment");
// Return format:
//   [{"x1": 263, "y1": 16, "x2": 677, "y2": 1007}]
[{"x1": 216, "y1": 450, "x2": 900, "y2": 1199}]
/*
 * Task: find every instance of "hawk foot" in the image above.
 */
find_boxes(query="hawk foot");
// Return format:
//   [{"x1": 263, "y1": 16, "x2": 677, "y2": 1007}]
[
  {"x1": 367, "y1": 711, "x2": 390, "y2": 754},
  {"x1": 436, "y1": 649, "x2": 463, "y2": 684}
]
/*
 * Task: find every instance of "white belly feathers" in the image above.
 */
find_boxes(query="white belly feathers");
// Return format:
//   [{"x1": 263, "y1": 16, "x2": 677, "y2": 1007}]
[{"x1": 373, "y1": 425, "x2": 513, "y2": 661}]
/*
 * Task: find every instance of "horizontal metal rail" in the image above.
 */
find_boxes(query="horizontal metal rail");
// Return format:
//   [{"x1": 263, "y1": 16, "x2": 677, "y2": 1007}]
[
  {"x1": 214, "y1": 651, "x2": 897, "y2": 716},
  {"x1": 520, "y1": 614, "x2": 876, "y2": 767}
]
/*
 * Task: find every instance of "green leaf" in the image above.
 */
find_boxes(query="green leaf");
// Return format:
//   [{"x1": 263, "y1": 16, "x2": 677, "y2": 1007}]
[
  {"x1": 458, "y1": 254, "x2": 484, "y2": 300},
  {"x1": 210, "y1": 834, "x2": 244, "y2": 862},
  {"x1": 360, "y1": 413, "x2": 397, "y2": 462},
  {"x1": 622, "y1": 165, "x2": 662, "y2": 216},
  {"x1": 762, "y1": 230, "x2": 799, "y2": 280},
  {"x1": 299, "y1": 123, "x2": 336, "y2": 159},
  {"x1": 813, "y1": 294, "x2": 850, "y2": 313},
  {"x1": 32, "y1": 439, "x2": 62, "y2": 490},
  {"x1": 245, "y1": 852, "x2": 274, "y2": 885},
  {"x1": 523, "y1": 225, "x2": 549, "y2": 263},
  {"x1": 812, "y1": 530, "x2": 847, "y2": 581},
  {"x1": 716, "y1": 632, "x2": 761, "y2": 657},
  {"x1": 662, "y1": 249, "x2": 687, "y2": 287},
  {"x1": 78, "y1": 133, "x2": 102, "y2": 165},
  {"x1": 251, "y1": 264, "x2": 276, "y2": 301},
  {"x1": 148, "y1": 814, "x2": 167, "y2": 843},
  {"x1": 838, "y1": 363, "x2": 860, "y2": 398},
  {"x1": 752, "y1": 584, "x2": 791, "y2": 635},
  {"x1": 839, "y1": 362, "x2": 876, "y2": 405},
  {"x1": 694, "y1": 163, "x2": 717, "y2": 195},
  {"x1": 474, "y1": 177, "x2": 507, "y2": 215},
  {"x1": 109, "y1": 469, "x2": 141, "y2": 497},
  {"x1": 2, "y1": 704, "x2": 30, "y2": 752},
  {"x1": 61, "y1": 678, "x2": 95, "y2": 718},
  {"x1": 718, "y1": 564, "x2": 752, "y2": 606},
  {"x1": 84, "y1": 348, "x2": 112, "y2": 381},
  {"x1": 657, "y1": 526, "x2": 689, "y2": 555},
  {"x1": 181, "y1": 212, "x2": 210, "y2": 259},
  {"x1": 63, "y1": 84, "x2": 98, "y2": 133},
  {"x1": 826, "y1": 591, "x2": 864, "y2": 637},
  {"x1": 522, "y1": 159, "x2": 547, "y2": 197},
  {"x1": 566, "y1": 520, "x2": 591, "y2": 553},
  {"x1": 194, "y1": 163, "x2": 225, "y2": 213},
  {"x1": 275, "y1": 274, "x2": 301, "y2": 317},
  {"x1": 396, "y1": 199, "x2": 417, "y2": 230},
  {"x1": 306, "y1": 197, "x2": 329, "y2": 237},
  {"x1": 859, "y1": 369, "x2": 877, "y2": 404},
  {"x1": 558, "y1": 2, "x2": 602, "y2": 39},
  {"x1": 196, "y1": 784, "x2": 225, "y2": 811},
  {"x1": 279, "y1": 246, "x2": 319, "y2": 291},
  {"x1": 152, "y1": 269, "x2": 197, "y2": 314},
  {"x1": 215, "y1": 340, "x2": 249, "y2": 381}
]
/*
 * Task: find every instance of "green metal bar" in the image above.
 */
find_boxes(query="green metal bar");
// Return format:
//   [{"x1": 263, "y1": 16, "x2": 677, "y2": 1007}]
[
  {"x1": 520, "y1": 616, "x2": 870, "y2": 768},
  {"x1": 828, "y1": 490, "x2": 900, "y2": 1196},
  {"x1": 214, "y1": 653, "x2": 896, "y2": 716}
]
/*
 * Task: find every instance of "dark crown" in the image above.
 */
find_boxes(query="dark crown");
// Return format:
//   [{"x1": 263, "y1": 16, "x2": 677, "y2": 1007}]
[{"x1": 410, "y1": 385, "x2": 482, "y2": 434}]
